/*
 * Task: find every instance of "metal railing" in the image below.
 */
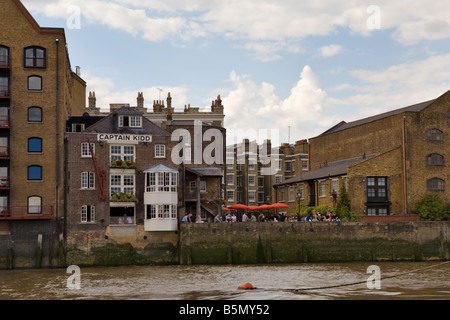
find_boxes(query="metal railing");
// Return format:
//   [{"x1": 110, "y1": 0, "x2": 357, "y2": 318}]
[
  {"x1": 0, "y1": 54, "x2": 9, "y2": 68},
  {"x1": 0, "y1": 85, "x2": 9, "y2": 98}
]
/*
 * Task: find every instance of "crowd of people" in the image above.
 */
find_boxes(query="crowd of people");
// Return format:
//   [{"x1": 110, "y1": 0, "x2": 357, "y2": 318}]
[{"x1": 181, "y1": 210, "x2": 342, "y2": 225}]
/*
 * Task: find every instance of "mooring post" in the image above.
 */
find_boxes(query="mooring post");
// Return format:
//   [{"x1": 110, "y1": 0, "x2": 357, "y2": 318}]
[{"x1": 36, "y1": 234, "x2": 43, "y2": 268}]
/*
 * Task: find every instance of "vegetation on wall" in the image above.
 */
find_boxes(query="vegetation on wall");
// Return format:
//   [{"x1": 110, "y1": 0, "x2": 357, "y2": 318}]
[{"x1": 412, "y1": 194, "x2": 450, "y2": 221}]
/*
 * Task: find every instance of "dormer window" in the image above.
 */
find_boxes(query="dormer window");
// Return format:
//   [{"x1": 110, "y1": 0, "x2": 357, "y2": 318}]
[{"x1": 119, "y1": 115, "x2": 142, "y2": 128}]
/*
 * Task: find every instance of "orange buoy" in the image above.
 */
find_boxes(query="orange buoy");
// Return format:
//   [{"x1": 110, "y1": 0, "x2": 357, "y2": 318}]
[{"x1": 238, "y1": 282, "x2": 256, "y2": 290}]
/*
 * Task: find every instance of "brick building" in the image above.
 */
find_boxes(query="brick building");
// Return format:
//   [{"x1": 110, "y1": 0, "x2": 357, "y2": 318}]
[
  {"x1": 65, "y1": 92, "x2": 226, "y2": 245},
  {"x1": 0, "y1": 0, "x2": 85, "y2": 238},
  {"x1": 275, "y1": 90, "x2": 450, "y2": 221}
]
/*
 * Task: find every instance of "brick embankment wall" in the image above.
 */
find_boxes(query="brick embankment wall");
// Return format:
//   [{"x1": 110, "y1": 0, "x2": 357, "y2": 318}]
[{"x1": 179, "y1": 221, "x2": 450, "y2": 265}]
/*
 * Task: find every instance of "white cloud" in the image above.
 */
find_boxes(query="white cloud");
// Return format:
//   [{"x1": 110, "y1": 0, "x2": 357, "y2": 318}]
[
  {"x1": 21, "y1": 0, "x2": 450, "y2": 63},
  {"x1": 223, "y1": 66, "x2": 338, "y2": 143},
  {"x1": 83, "y1": 71, "x2": 190, "y2": 112},
  {"x1": 319, "y1": 45, "x2": 343, "y2": 58}
]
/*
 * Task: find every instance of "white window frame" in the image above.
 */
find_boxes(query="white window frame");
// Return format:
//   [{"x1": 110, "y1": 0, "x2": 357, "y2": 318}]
[
  {"x1": 119, "y1": 115, "x2": 142, "y2": 128},
  {"x1": 81, "y1": 205, "x2": 95, "y2": 223},
  {"x1": 81, "y1": 172, "x2": 95, "y2": 189},
  {"x1": 319, "y1": 180, "x2": 327, "y2": 198},
  {"x1": 248, "y1": 190, "x2": 256, "y2": 203},
  {"x1": 227, "y1": 174, "x2": 234, "y2": 186},
  {"x1": 248, "y1": 174, "x2": 256, "y2": 186},
  {"x1": 288, "y1": 186, "x2": 295, "y2": 202},
  {"x1": 110, "y1": 144, "x2": 135, "y2": 162},
  {"x1": 200, "y1": 181, "x2": 207, "y2": 193},
  {"x1": 110, "y1": 172, "x2": 135, "y2": 196},
  {"x1": 227, "y1": 190, "x2": 234, "y2": 202},
  {"x1": 155, "y1": 145, "x2": 165, "y2": 158},
  {"x1": 81, "y1": 142, "x2": 95, "y2": 158}
]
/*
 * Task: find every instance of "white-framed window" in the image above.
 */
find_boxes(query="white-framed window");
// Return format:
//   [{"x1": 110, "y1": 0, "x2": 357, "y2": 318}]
[
  {"x1": 302, "y1": 160, "x2": 308, "y2": 171},
  {"x1": 319, "y1": 180, "x2": 327, "y2": 197},
  {"x1": 288, "y1": 186, "x2": 295, "y2": 202},
  {"x1": 276, "y1": 159, "x2": 282, "y2": 172},
  {"x1": 227, "y1": 190, "x2": 234, "y2": 202},
  {"x1": 226, "y1": 158, "x2": 234, "y2": 170},
  {"x1": 227, "y1": 174, "x2": 234, "y2": 185},
  {"x1": 155, "y1": 145, "x2": 165, "y2": 158},
  {"x1": 275, "y1": 175, "x2": 282, "y2": 184},
  {"x1": 285, "y1": 161, "x2": 291, "y2": 172},
  {"x1": 279, "y1": 189, "x2": 285, "y2": 202},
  {"x1": 110, "y1": 145, "x2": 135, "y2": 162},
  {"x1": 248, "y1": 175, "x2": 256, "y2": 186},
  {"x1": 248, "y1": 190, "x2": 256, "y2": 203},
  {"x1": 331, "y1": 179, "x2": 339, "y2": 194},
  {"x1": 119, "y1": 115, "x2": 142, "y2": 128},
  {"x1": 110, "y1": 173, "x2": 135, "y2": 196},
  {"x1": 298, "y1": 184, "x2": 304, "y2": 200},
  {"x1": 200, "y1": 181, "x2": 206, "y2": 193},
  {"x1": 81, "y1": 172, "x2": 95, "y2": 189},
  {"x1": 146, "y1": 171, "x2": 178, "y2": 192},
  {"x1": 248, "y1": 162, "x2": 256, "y2": 171},
  {"x1": 189, "y1": 181, "x2": 196, "y2": 192},
  {"x1": 147, "y1": 204, "x2": 177, "y2": 219},
  {"x1": 81, "y1": 205, "x2": 95, "y2": 223},
  {"x1": 81, "y1": 142, "x2": 95, "y2": 158}
]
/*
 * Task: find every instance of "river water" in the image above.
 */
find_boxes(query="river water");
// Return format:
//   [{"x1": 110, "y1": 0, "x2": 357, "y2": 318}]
[{"x1": 1, "y1": 261, "x2": 449, "y2": 301}]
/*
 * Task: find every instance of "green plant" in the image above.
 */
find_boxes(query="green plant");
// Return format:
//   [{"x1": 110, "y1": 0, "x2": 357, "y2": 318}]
[
  {"x1": 335, "y1": 185, "x2": 357, "y2": 221},
  {"x1": 412, "y1": 194, "x2": 449, "y2": 221}
]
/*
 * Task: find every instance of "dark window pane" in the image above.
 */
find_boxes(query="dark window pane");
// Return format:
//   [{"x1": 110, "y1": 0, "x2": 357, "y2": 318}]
[
  {"x1": 28, "y1": 107, "x2": 42, "y2": 122},
  {"x1": 28, "y1": 166, "x2": 42, "y2": 180},
  {"x1": 28, "y1": 138, "x2": 42, "y2": 152}
]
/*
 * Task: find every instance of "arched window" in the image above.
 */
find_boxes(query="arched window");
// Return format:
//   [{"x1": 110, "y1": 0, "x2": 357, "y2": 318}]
[
  {"x1": 28, "y1": 138, "x2": 42, "y2": 153},
  {"x1": 426, "y1": 153, "x2": 444, "y2": 166},
  {"x1": 28, "y1": 165, "x2": 42, "y2": 180},
  {"x1": 427, "y1": 178, "x2": 445, "y2": 191},
  {"x1": 28, "y1": 107, "x2": 42, "y2": 122},
  {"x1": 0, "y1": 45, "x2": 9, "y2": 67},
  {"x1": 24, "y1": 46, "x2": 46, "y2": 68},
  {"x1": 28, "y1": 196, "x2": 42, "y2": 214},
  {"x1": 425, "y1": 129, "x2": 443, "y2": 141},
  {"x1": 28, "y1": 76, "x2": 42, "y2": 91}
]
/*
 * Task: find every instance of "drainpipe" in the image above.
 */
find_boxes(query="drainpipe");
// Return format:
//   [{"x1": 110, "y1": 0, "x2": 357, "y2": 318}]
[
  {"x1": 402, "y1": 116, "x2": 408, "y2": 215},
  {"x1": 55, "y1": 39, "x2": 60, "y2": 220}
]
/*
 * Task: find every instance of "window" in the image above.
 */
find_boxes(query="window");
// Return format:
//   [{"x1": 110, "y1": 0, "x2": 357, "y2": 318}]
[
  {"x1": 109, "y1": 145, "x2": 135, "y2": 164},
  {"x1": 28, "y1": 107, "x2": 42, "y2": 122},
  {"x1": 285, "y1": 161, "x2": 291, "y2": 172},
  {"x1": 288, "y1": 187, "x2": 295, "y2": 202},
  {"x1": 145, "y1": 171, "x2": 177, "y2": 192},
  {"x1": 226, "y1": 158, "x2": 234, "y2": 170},
  {"x1": 81, "y1": 142, "x2": 95, "y2": 157},
  {"x1": 81, "y1": 172, "x2": 95, "y2": 189},
  {"x1": 24, "y1": 47, "x2": 46, "y2": 68},
  {"x1": 28, "y1": 138, "x2": 42, "y2": 153},
  {"x1": 331, "y1": 179, "x2": 339, "y2": 194},
  {"x1": 275, "y1": 175, "x2": 282, "y2": 184},
  {"x1": 119, "y1": 115, "x2": 142, "y2": 128},
  {"x1": 28, "y1": 76, "x2": 42, "y2": 91},
  {"x1": 425, "y1": 129, "x2": 443, "y2": 141},
  {"x1": 200, "y1": 181, "x2": 206, "y2": 193},
  {"x1": 302, "y1": 160, "x2": 308, "y2": 171},
  {"x1": 248, "y1": 191, "x2": 256, "y2": 203},
  {"x1": 0, "y1": 46, "x2": 9, "y2": 67},
  {"x1": 110, "y1": 173, "x2": 135, "y2": 196},
  {"x1": 81, "y1": 205, "x2": 95, "y2": 223},
  {"x1": 427, "y1": 178, "x2": 445, "y2": 191},
  {"x1": 258, "y1": 192, "x2": 264, "y2": 203},
  {"x1": 298, "y1": 184, "x2": 304, "y2": 200},
  {"x1": 279, "y1": 189, "x2": 285, "y2": 202},
  {"x1": 0, "y1": 77, "x2": 8, "y2": 97},
  {"x1": 227, "y1": 190, "x2": 234, "y2": 202},
  {"x1": 146, "y1": 204, "x2": 177, "y2": 219},
  {"x1": 28, "y1": 196, "x2": 42, "y2": 214},
  {"x1": 248, "y1": 175, "x2": 255, "y2": 186},
  {"x1": 227, "y1": 174, "x2": 234, "y2": 185},
  {"x1": 426, "y1": 153, "x2": 444, "y2": 166},
  {"x1": 319, "y1": 180, "x2": 326, "y2": 197},
  {"x1": 189, "y1": 181, "x2": 196, "y2": 193},
  {"x1": 366, "y1": 176, "x2": 388, "y2": 201},
  {"x1": 155, "y1": 145, "x2": 165, "y2": 158},
  {"x1": 258, "y1": 177, "x2": 264, "y2": 188},
  {"x1": 28, "y1": 165, "x2": 42, "y2": 180}
]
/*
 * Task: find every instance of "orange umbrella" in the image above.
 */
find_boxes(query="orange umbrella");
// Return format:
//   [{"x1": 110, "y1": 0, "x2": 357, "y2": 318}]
[
  {"x1": 270, "y1": 203, "x2": 290, "y2": 209},
  {"x1": 258, "y1": 204, "x2": 272, "y2": 210},
  {"x1": 247, "y1": 206, "x2": 261, "y2": 211},
  {"x1": 222, "y1": 207, "x2": 230, "y2": 211},
  {"x1": 229, "y1": 204, "x2": 249, "y2": 210}
]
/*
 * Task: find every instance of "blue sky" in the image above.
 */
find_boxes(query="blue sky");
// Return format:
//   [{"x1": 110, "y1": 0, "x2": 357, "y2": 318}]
[{"x1": 22, "y1": 0, "x2": 450, "y2": 144}]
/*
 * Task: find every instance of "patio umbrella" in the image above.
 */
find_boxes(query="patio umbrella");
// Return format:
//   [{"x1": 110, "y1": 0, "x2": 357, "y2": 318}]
[
  {"x1": 222, "y1": 207, "x2": 230, "y2": 212},
  {"x1": 229, "y1": 204, "x2": 249, "y2": 210},
  {"x1": 247, "y1": 206, "x2": 261, "y2": 211},
  {"x1": 270, "y1": 203, "x2": 290, "y2": 209},
  {"x1": 257, "y1": 204, "x2": 272, "y2": 210}
]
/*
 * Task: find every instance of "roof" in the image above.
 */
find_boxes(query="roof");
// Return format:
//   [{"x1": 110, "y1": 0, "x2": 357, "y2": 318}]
[
  {"x1": 320, "y1": 99, "x2": 436, "y2": 136},
  {"x1": 143, "y1": 164, "x2": 178, "y2": 172},
  {"x1": 274, "y1": 154, "x2": 376, "y2": 186},
  {"x1": 84, "y1": 107, "x2": 170, "y2": 136},
  {"x1": 186, "y1": 167, "x2": 223, "y2": 177}
]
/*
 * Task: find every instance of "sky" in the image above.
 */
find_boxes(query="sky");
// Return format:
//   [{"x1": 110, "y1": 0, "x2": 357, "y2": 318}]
[{"x1": 21, "y1": 0, "x2": 450, "y2": 145}]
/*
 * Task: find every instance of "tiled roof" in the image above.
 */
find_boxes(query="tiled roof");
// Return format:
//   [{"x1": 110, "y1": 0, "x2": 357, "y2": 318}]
[
  {"x1": 274, "y1": 154, "x2": 376, "y2": 186},
  {"x1": 186, "y1": 167, "x2": 223, "y2": 177},
  {"x1": 320, "y1": 99, "x2": 436, "y2": 136}
]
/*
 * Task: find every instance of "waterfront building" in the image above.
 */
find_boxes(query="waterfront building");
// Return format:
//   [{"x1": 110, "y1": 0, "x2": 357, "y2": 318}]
[
  {"x1": 0, "y1": 0, "x2": 86, "y2": 244},
  {"x1": 274, "y1": 90, "x2": 450, "y2": 221}
]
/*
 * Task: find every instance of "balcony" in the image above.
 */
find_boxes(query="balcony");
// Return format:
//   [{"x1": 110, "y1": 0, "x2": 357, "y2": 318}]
[
  {"x1": 0, "y1": 55, "x2": 10, "y2": 69},
  {"x1": 0, "y1": 206, "x2": 54, "y2": 220},
  {"x1": 0, "y1": 147, "x2": 9, "y2": 159},
  {"x1": 0, "y1": 176, "x2": 9, "y2": 189},
  {"x1": 0, "y1": 85, "x2": 9, "y2": 99},
  {"x1": 0, "y1": 116, "x2": 9, "y2": 129}
]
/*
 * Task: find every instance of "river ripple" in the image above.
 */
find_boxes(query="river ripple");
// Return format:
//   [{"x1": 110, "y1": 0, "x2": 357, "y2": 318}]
[{"x1": 0, "y1": 262, "x2": 449, "y2": 300}]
